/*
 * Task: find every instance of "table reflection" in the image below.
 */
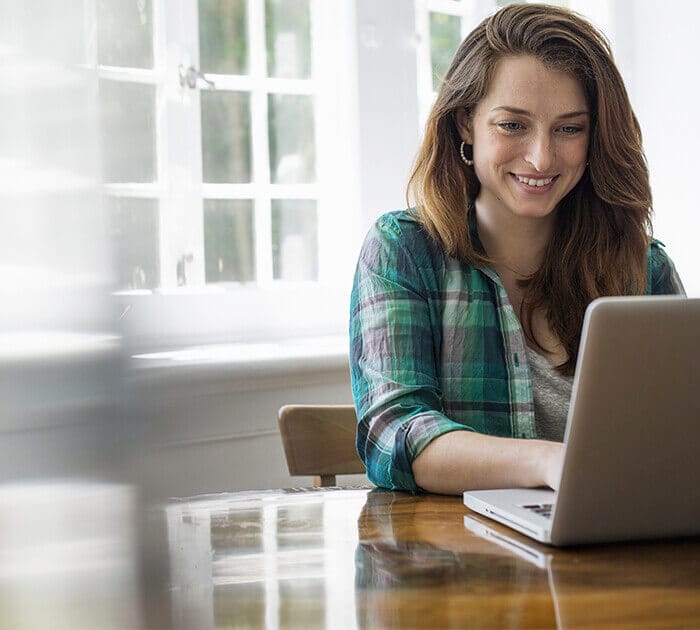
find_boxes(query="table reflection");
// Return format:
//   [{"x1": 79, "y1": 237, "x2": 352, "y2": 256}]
[
  {"x1": 165, "y1": 488, "x2": 368, "y2": 629},
  {"x1": 355, "y1": 490, "x2": 557, "y2": 629},
  {"x1": 163, "y1": 487, "x2": 700, "y2": 629},
  {"x1": 356, "y1": 489, "x2": 700, "y2": 629}
]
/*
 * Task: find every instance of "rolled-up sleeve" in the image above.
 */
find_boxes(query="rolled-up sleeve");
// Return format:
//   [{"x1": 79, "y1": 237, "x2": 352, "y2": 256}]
[{"x1": 349, "y1": 214, "x2": 470, "y2": 492}]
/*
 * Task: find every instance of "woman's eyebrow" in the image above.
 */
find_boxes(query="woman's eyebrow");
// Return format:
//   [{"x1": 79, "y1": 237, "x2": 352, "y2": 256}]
[{"x1": 490, "y1": 105, "x2": 589, "y2": 119}]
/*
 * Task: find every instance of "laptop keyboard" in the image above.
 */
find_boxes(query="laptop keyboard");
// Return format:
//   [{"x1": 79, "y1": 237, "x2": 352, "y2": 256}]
[{"x1": 522, "y1": 503, "x2": 553, "y2": 519}]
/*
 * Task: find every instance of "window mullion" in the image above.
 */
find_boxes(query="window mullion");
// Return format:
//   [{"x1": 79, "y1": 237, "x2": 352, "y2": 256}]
[
  {"x1": 249, "y1": 0, "x2": 273, "y2": 286},
  {"x1": 466, "y1": 0, "x2": 497, "y2": 26},
  {"x1": 160, "y1": 0, "x2": 206, "y2": 289},
  {"x1": 312, "y1": 0, "x2": 337, "y2": 286},
  {"x1": 427, "y1": 0, "x2": 464, "y2": 16},
  {"x1": 415, "y1": 0, "x2": 432, "y2": 128},
  {"x1": 153, "y1": 0, "x2": 174, "y2": 289},
  {"x1": 83, "y1": 0, "x2": 98, "y2": 67}
]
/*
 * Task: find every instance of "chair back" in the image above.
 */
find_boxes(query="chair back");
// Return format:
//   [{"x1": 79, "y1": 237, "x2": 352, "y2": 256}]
[{"x1": 278, "y1": 404, "x2": 365, "y2": 487}]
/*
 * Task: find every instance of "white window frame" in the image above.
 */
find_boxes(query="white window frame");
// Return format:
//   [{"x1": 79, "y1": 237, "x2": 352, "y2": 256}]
[
  {"x1": 94, "y1": 0, "x2": 617, "y2": 351},
  {"x1": 415, "y1": 0, "x2": 614, "y2": 130},
  {"x1": 93, "y1": 0, "x2": 364, "y2": 348},
  {"x1": 415, "y1": 0, "x2": 494, "y2": 127}
]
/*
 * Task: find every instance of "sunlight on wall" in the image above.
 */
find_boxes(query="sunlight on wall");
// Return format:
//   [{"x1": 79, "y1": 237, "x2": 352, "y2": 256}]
[
  {"x1": 624, "y1": 0, "x2": 700, "y2": 296},
  {"x1": 0, "y1": 4, "x2": 143, "y2": 628}
]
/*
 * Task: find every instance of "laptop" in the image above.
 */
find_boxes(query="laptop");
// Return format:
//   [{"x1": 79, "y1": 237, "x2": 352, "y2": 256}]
[{"x1": 464, "y1": 295, "x2": 700, "y2": 546}]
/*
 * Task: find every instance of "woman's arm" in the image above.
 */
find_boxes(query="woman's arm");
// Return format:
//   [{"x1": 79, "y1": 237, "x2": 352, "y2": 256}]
[
  {"x1": 351, "y1": 213, "x2": 476, "y2": 492},
  {"x1": 412, "y1": 431, "x2": 565, "y2": 495},
  {"x1": 351, "y1": 212, "x2": 563, "y2": 494}
]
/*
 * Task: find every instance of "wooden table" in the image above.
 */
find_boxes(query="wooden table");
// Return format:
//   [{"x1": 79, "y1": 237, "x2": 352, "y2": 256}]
[{"x1": 162, "y1": 487, "x2": 700, "y2": 629}]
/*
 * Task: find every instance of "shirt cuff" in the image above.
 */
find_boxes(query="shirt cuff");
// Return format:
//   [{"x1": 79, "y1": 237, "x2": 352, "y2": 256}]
[{"x1": 393, "y1": 411, "x2": 474, "y2": 492}]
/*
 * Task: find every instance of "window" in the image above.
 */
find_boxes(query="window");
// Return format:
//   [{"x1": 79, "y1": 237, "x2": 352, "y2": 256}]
[
  {"x1": 93, "y1": 0, "x2": 361, "y2": 345},
  {"x1": 97, "y1": 0, "x2": 320, "y2": 291},
  {"x1": 93, "y1": 1, "x2": 620, "y2": 349},
  {"x1": 94, "y1": 0, "x2": 160, "y2": 291},
  {"x1": 198, "y1": 0, "x2": 319, "y2": 287},
  {"x1": 415, "y1": 1, "x2": 610, "y2": 128},
  {"x1": 415, "y1": 0, "x2": 493, "y2": 127}
]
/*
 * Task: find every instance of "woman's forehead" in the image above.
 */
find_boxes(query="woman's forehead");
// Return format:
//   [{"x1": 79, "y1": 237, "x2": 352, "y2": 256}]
[{"x1": 476, "y1": 55, "x2": 588, "y2": 117}]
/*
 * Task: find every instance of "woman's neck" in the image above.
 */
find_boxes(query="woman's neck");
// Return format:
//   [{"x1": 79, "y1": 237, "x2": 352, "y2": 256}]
[{"x1": 474, "y1": 200, "x2": 556, "y2": 278}]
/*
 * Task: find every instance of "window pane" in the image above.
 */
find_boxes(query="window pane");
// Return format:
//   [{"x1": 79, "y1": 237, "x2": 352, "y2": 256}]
[
  {"x1": 279, "y1": 580, "x2": 325, "y2": 628},
  {"x1": 97, "y1": 0, "x2": 153, "y2": 69},
  {"x1": 201, "y1": 91, "x2": 252, "y2": 183},
  {"x1": 265, "y1": 0, "x2": 311, "y2": 79},
  {"x1": 268, "y1": 94, "x2": 315, "y2": 184},
  {"x1": 430, "y1": 13, "x2": 461, "y2": 91},
  {"x1": 271, "y1": 200, "x2": 317, "y2": 281},
  {"x1": 108, "y1": 197, "x2": 159, "y2": 290},
  {"x1": 214, "y1": 584, "x2": 264, "y2": 628},
  {"x1": 211, "y1": 509, "x2": 263, "y2": 555},
  {"x1": 276, "y1": 504, "x2": 323, "y2": 549},
  {"x1": 199, "y1": 0, "x2": 248, "y2": 75},
  {"x1": 99, "y1": 80, "x2": 157, "y2": 183},
  {"x1": 204, "y1": 200, "x2": 255, "y2": 283}
]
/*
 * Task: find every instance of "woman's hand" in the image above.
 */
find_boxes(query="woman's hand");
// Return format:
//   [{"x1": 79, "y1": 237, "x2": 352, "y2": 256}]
[{"x1": 542, "y1": 441, "x2": 565, "y2": 491}]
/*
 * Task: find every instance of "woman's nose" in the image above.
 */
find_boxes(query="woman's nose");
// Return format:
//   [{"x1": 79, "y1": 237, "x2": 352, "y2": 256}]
[{"x1": 525, "y1": 133, "x2": 554, "y2": 172}]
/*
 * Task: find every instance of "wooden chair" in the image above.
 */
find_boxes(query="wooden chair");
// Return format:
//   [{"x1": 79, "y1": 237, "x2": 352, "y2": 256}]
[{"x1": 278, "y1": 404, "x2": 366, "y2": 487}]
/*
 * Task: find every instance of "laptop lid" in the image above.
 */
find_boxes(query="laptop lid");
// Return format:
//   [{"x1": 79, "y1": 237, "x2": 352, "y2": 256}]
[
  {"x1": 551, "y1": 296, "x2": 700, "y2": 544},
  {"x1": 466, "y1": 296, "x2": 700, "y2": 546}
]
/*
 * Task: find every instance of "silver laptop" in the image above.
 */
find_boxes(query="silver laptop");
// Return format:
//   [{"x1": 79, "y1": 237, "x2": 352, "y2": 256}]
[{"x1": 464, "y1": 295, "x2": 700, "y2": 546}]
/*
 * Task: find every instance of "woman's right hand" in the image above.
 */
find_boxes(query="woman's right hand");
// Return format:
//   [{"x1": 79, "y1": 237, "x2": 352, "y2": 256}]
[{"x1": 542, "y1": 441, "x2": 566, "y2": 491}]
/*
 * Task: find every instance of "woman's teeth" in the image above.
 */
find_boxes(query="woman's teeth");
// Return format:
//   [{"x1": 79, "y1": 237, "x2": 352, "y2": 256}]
[{"x1": 515, "y1": 175, "x2": 554, "y2": 187}]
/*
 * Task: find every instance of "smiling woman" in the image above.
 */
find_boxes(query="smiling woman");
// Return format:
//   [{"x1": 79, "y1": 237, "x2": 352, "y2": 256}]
[
  {"x1": 456, "y1": 56, "x2": 590, "y2": 220},
  {"x1": 454, "y1": 55, "x2": 592, "y2": 368},
  {"x1": 350, "y1": 3, "x2": 686, "y2": 496}
]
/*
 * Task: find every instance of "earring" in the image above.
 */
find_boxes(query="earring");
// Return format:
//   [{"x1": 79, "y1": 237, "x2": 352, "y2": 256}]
[{"x1": 460, "y1": 141, "x2": 474, "y2": 167}]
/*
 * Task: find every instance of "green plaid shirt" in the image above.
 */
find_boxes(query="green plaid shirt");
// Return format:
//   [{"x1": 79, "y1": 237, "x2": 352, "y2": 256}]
[{"x1": 350, "y1": 209, "x2": 685, "y2": 492}]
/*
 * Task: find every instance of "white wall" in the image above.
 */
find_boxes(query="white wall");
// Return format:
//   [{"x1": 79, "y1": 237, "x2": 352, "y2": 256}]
[
  {"x1": 129, "y1": 358, "x2": 363, "y2": 499},
  {"x1": 613, "y1": 0, "x2": 700, "y2": 295}
]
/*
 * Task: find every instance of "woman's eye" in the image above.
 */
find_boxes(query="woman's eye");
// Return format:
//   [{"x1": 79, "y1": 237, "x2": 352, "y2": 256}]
[
  {"x1": 498, "y1": 121, "x2": 524, "y2": 132},
  {"x1": 561, "y1": 125, "x2": 583, "y2": 134}
]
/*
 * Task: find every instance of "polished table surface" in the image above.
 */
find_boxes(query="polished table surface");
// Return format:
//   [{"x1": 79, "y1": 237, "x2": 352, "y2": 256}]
[{"x1": 163, "y1": 486, "x2": 700, "y2": 629}]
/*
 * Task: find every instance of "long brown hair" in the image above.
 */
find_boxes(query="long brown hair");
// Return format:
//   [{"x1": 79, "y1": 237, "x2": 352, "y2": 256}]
[{"x1": 406, "y1": 3, "x2": 652, "y2": 375}]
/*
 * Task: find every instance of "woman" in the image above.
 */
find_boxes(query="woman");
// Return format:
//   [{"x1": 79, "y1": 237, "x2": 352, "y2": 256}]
[{"x1": 349, "y1": 4, "x2": 685, "y2": 495}]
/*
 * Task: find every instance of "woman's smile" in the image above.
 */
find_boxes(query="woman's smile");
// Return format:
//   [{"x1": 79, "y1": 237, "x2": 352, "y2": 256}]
[{"x1": 510, "y1": 173, "x2": 559, "y2": 194}]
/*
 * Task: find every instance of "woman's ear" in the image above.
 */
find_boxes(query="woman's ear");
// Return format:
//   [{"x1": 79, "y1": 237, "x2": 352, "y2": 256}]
[{"x1": 455, "y1": 107, "x2": 473, "y2": 144}]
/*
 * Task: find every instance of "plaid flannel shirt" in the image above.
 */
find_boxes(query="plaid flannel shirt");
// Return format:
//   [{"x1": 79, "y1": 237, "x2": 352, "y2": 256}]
[{"x1": 349, "y1": 209, "x2": 686, "y2": 492}]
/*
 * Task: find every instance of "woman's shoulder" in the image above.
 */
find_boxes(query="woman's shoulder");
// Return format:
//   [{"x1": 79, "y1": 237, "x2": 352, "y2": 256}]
[
  {"x1": 647, "y1": 237, "x2": 669, "y2": 262},
  {"x1": 355, "y1": 209, "x2": 461, "y2": 296},
  {"x1": 647, "y1": 238, "x2": 686, "y2": 295},
  {"x1": 366, "y1": 209, "x2": 441, "y2": 259},
  {"x1": 372, "y1": 208, "x2": 426, "y2": 238},
  {"x1": 647, "y1": 238, "x2": 676, "y2": 274}
]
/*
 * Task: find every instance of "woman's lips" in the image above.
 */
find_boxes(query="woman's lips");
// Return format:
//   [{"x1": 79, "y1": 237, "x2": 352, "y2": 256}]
[{"x1": 510, "y1": 173, "x2": 559, "y2": 193}]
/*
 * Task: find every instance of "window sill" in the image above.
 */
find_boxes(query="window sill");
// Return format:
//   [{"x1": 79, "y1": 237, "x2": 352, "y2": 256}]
[
  {"x1": 129, "y1": 334, "x2": 351, "y2": 393},
  {"x1": 115, "y1": 285, "x2": 352, "y2": 350}
]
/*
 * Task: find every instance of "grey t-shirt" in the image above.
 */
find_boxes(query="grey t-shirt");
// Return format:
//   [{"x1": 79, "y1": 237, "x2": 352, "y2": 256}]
[{"x1": 526, "y1": 346, "x2": 573, "y2": 442}]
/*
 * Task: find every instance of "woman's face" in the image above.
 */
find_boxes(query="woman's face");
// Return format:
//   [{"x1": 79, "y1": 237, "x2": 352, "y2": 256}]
[{"x1": 456, "y1": 55, "x2": 590, "y2": 222}]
